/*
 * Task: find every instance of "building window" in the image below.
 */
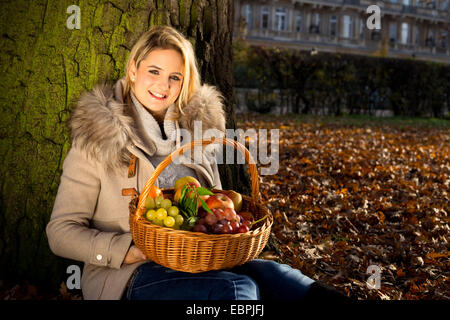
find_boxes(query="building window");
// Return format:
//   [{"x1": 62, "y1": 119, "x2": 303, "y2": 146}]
[
  {"x1": 389, "y1": 22, "x2": 397, "y2": 43},
  {"x1": 440, "y1": 30, "x2": 448, "y2": 48},
  {"x1": 342, "y1": 15, "x2": 354, "y2": 38},
  {"x1": 245, "y1": 4, "x2": 252, "y2": 28},
  {"x1": 329, "y1": 15, "x2": 337, "y2": 37},
  {"x1": 360, "y1": 18, "x2": 365, "y2": 40},
  {"x1": 371, "y1": 30, "x2": 381, "y2": 41},
  {"x1": 315, "y1": 13, "x2": 321, "y2": 33},
  {"x1": 275, "y1": 8, "x2": 287, "y2": 31},
  {"x1": 296, "y1": 12, "x2": 302, "y2": 32},
  {"x1": 440, "y1": 0, "x2": 449, "y2": 10},
  {"x1": 418, "y1": 0, "x2": 438, "y2": 9},
  {"x1": 414, "y1": 25, "x2": 420, "y2": 45},
  {"x1": 426, "y1": 28, "x2": 435, "y2": 46},
  {"x1": 261, "y1": 6, "x2": 269, "y2": 29},
  {"x1": 309, "y1": 12, "x2": 320, "y2": 34},
  {"x1": 402, "y1": 0, "x2": 411, "y2": 5},
  {"x1": 426, "y1": 0, "x2": 436, "y2": 9},
  {"x1": 401, "y1": 22, "x2": 410, "y2": 44}
]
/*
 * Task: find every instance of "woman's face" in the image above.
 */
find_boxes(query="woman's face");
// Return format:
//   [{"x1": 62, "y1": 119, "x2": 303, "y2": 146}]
[{"x1": 129, "y1": 48, "x2": 184, "y2": 120}]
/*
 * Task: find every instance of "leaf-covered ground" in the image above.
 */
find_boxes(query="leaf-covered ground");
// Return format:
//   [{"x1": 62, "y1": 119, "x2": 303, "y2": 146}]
[
  {"x1": 1, "y1": 114, "x2": 448, "y2": 300},
  {"x1": 238, "y1": 114, "x2": 449, "y2": 300}
]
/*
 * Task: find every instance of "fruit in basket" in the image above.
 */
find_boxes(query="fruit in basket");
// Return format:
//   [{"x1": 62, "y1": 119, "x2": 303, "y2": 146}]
[
  {"x1": 238, "y1": 224, "x2": 250, "y2": 233},
  {"x1": 145, "y1": 197, "x2": 156, "y2": 210},
  {"x1": 230, "y1": 220, "x2": 240, "y2": 233},
  {"x1": 204, "y1": 212, "x2": 218, "y2": 225},
  {"x1": 193, "y1": 223, "x2": 208, "y2": 233},
  {"x1": 167, "y1": 206, "x2": 179, "y2": 217},
  {"x1": 205, "y1": 193, "x2": 234, "y2": 210},
  {"x1": 149, "y1": 185, "x2": 163, "y2": 199},
  {"x1": 175, "y1": 183, "x2": 215, "y2": 228},
  {"x1": 192, "y1": 207, "x2": 246, "y2": 235},
  {"x1": 174, "y1": 182, "x2": 198, "y2": 203},
  {"x1": 238, "y1": 211, "x2": 255, "y2": 223},
  {"x1": 155, "y1": 208, "x2": 168, "y2": 220},
  {"x1": 212, "y1": 208, "x2": 225, "y2": 220},
  {"x1": 223, "y1": 208, "x2": 238, "y2": 221},
  {"x1": 160, "y1": 198, "x2": 172, "y2": 210},
  {"x1": 174, "y1": 176, "x2": 201, "y2": 193},
  {"x1": 145, "y1": 209, "x2": 157, "y2": 221},
  {"x1": 163, "y1": 216, "x2": 176, "y2": 228},
  {"x1": 155, "y1": 195, "x2": 164, "y2": 208},
  {"x1": 174, "y1": 214, "x2": 184, "y2": 226},
  {"x1": 145, "y1": 198, "x2": 185, "y2": 230},
  {"x1": 223, "y1": 190, "x2": 243, "y2": 212}
]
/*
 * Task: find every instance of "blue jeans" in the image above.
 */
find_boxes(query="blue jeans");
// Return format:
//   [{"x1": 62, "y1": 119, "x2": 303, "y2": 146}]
[{"x1": 124, "y1": 259, "x2": 315, "y2": 300}]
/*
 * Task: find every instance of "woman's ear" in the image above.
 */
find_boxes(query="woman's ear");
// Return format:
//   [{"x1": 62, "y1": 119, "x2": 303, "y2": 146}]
[{"x1": 128, "y1": 60, "x2": 137, "y2": 82}]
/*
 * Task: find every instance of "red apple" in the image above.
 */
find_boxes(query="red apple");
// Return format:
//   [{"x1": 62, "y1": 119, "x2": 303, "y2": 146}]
[{"x1": 205, "y1": 193, "x2": 234, "y2": 210}]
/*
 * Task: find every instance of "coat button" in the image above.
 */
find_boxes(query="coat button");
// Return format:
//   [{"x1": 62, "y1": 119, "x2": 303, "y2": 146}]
[{"x1": 96, "y1": 254, "x2": 103, "y2": 261}]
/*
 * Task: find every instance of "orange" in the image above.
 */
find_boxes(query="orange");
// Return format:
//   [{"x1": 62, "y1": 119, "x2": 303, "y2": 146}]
[{"x1": 149, "y1": 185, "x2": 163, "y2": 199}]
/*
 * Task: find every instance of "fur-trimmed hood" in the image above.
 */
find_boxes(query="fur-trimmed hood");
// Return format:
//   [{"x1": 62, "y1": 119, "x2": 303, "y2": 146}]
[{"x1": 69, "y1": 78, "x2": 226, "y2": 172}]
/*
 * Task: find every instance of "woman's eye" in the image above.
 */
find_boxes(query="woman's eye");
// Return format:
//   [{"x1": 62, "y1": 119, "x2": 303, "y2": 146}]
[
  {"x1": 170, "y1": 76, "x2": 181, "y2": 81},
  {"x1": 149, "y1": 70, "x2": 159, "y2": 75}
]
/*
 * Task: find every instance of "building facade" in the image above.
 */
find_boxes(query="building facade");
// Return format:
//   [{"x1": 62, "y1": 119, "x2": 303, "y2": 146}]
[{"x1": 234, "y1": 0, "x2": 450, "y2": 64}]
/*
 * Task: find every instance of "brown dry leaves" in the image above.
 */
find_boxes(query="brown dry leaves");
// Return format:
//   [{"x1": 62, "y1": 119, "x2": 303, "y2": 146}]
[{"x1": 239, "y1": 115, "x2": 449, "y2": 300}]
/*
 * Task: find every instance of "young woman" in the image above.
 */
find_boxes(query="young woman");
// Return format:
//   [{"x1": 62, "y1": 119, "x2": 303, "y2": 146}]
[{"x1": 46, "y1": 25, "x2": 348, "y2": 301}]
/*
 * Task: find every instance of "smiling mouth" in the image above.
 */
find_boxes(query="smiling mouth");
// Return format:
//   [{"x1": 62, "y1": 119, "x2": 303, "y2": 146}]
[{"x1": 149, "y1": 90, "x2": 167, "y2": 100}]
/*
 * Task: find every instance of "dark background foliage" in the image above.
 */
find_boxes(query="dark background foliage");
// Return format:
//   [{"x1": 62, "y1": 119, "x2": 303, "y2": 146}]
[{"x1": 234, "y1": 42, "x2": 450, "y2": 118}]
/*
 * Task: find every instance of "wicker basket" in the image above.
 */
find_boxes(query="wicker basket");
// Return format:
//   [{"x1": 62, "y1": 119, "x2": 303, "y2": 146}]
[{"x1": 129, "y1": 137, "x2": 273, "y2": 273}]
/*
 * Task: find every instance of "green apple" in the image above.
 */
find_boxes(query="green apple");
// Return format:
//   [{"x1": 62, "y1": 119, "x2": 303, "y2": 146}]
[{"x1": 224, "y1": 190, "x2": 243, "y2": 212}]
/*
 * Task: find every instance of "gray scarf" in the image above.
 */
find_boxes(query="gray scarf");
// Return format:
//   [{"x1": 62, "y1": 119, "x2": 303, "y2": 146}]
[
  {"x1": 130, "y1": 91, "x2": 177, "y2": 156},
  {"x1": 130, "y1": 91, "x2": 206, "y2": 188}
]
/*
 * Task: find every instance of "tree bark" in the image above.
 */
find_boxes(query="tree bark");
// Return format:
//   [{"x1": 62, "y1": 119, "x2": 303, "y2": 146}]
[{"x1": 0, "y1": 0, "x2": 243, "y2": 290}]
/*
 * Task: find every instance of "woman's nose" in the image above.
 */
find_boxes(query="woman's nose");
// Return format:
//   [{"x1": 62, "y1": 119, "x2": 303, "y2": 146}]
[{"x1": 156, "y1": 78, "x2": 170, "y2": 91}]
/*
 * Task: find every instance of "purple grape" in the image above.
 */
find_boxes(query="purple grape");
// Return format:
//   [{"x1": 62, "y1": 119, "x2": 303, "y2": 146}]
[
  {"x1": 197, "y1": 208, "x2": 207, "y2": 218},
  {"x1": 213, "y1": 223, "x2": 224, "y2": 234},
  {"x1": 221, "y1": 224, "x2": 233, "y2": 234},
  {"x1": 193, "y1": 224, "x2": 208, "y2": 233},
  {"x1": 205, "y1": 212, "x2": 218, "y2": 225},
  {"x1": 230, "y1": 221, "x2": 240, "y2": 233}
]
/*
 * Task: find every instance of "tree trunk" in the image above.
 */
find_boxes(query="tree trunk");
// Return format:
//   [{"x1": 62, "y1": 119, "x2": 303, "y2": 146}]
[{"x1": 0, "y1": 0, "x2": 243, "y2": 291}]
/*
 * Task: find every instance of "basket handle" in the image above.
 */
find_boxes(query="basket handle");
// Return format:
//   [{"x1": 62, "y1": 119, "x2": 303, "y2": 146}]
[{"x1": 135, "y1": 137, "x2": 260, "y2": 221}]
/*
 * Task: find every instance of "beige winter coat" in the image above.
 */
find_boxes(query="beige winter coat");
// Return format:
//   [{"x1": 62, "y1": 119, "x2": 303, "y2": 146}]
[{"x1": 46, "y1": 78, "x2": 226, "y2": 300}]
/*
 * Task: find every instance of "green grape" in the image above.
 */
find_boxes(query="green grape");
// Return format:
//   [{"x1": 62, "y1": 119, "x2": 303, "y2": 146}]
[
  {"x1": 163, "y1": 216, "x2": 176, "y2": 228},
  {"x1": 174, "y1": 214, "x2": 184, "y2": 226},
  {"x1": 155, "y1": 208, "x2": 167, "y2": 220},
  {"x1": 145, "y1": 209, "x2": 157, "y2": 221},
  {"x1": 167, "y1": 206, "x2": 179, "y2": 217},
  {"x1": 145, "y1": 197, "x2": 156, "y2": 209},
  {"x1": 160, "y1": 198, "x2": 172, "y2": 210},
  {"x1": 153, "y1": 218, "x2": 164, "y2": 226},
  {"x1": 155, "y1": 195, "x2": 164, "y2": 208}
]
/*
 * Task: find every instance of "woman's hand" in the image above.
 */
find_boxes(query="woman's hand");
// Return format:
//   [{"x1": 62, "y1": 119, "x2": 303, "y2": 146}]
[{"x1": 124, "y1": 245, "x2": 148, "y2": 264}]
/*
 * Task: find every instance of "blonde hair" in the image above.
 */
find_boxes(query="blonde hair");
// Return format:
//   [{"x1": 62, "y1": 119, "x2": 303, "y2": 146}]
[{"x1": 124, "y1": 26, "x2": 201, "y2": 117}]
